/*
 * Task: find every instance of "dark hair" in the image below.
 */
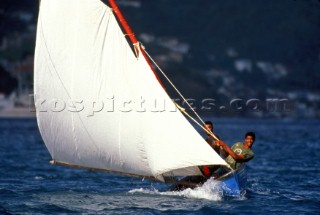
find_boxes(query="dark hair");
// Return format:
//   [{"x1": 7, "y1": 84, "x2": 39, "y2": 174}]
[
  {"x1": 204, "y1": 121, "x2": 213, "y2": 127},
  {"x1": 245, "y1": 132, "x2": 255, "y2": 141}
]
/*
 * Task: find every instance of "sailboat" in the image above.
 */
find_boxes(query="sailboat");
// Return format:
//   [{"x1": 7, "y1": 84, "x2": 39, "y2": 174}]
[{"x1": 34, "y1": 0, "x2": 246, "y2": 196}]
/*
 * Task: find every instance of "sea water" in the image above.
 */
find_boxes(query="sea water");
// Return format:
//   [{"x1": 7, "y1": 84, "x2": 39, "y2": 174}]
[{"x1": 0, "y1": 118, "x2": 319, "y2": 214}]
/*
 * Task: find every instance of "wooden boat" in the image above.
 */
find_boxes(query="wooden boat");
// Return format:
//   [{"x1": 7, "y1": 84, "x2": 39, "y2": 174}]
[{"x1": 34, "y1": 0, "x2": 246, "y2": 196}]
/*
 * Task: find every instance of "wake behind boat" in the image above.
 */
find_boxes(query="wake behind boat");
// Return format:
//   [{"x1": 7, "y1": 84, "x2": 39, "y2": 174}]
[{"x1": 34, "y1": 0, "x2": 246, "y2": 197}]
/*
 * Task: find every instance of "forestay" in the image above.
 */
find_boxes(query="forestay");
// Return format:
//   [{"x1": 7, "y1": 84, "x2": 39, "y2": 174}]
[{"x1": 34, "y1": 0, "x2": 228, "y2": 181}]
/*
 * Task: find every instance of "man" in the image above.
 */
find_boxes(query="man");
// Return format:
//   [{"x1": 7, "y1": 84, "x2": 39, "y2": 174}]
[
  {"x1": 200, "y1": 121, "x2": 220, "y2": 177},
  {"x1": 204, "y1": 121, "x2": 220, "y2": 154},
  {"x1": 214, "y1": 131, "x2": 255, "y2": 170}
]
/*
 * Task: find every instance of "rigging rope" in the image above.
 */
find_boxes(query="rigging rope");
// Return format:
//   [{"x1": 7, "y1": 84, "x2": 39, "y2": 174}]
[
  {"x1": 175, "y1": 103, "x2": 220, "y2": 141},
  {"x1": 142, "y1": 45, "x2": 219, "y2": 141}
]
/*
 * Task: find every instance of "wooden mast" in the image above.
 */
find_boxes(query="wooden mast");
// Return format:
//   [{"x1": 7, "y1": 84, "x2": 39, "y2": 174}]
[{"x1": 107, "y1": 0, "x2": 164, "y2": 87}]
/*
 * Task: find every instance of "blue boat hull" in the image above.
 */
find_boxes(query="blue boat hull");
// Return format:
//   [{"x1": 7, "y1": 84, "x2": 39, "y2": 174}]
[{"x1": 217, "y1": 164, "x2": 247, "y2": 196}]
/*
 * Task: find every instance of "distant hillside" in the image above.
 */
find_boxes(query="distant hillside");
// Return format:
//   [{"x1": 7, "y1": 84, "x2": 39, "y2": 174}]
[
  {"x1": 115, "y1": 0, "x2": 320, "y2": 117},
  {"x1": 1, "y1": 0, "x2": 319, "y2": 118}
]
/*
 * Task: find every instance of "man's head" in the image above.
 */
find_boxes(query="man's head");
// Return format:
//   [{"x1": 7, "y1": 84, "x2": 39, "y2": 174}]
[
  {"x1": 244, "y1": 131, "x2": 255, "y2": 148},
  {"x1": 204, "y1": 121, "x2": 213, "y2": 135}
]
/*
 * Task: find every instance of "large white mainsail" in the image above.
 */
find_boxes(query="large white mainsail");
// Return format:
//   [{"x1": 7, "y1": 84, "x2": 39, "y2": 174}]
[{"x1": 34, "y1": 0, "x2": 228, "y2": 181}]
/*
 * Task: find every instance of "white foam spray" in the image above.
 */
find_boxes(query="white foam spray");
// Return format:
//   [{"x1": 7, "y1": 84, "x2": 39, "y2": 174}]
[{"x1": 129, "y1": 178, "x2": 224, "y2": 201}]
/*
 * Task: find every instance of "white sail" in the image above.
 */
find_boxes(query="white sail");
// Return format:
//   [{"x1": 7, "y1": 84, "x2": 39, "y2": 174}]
[{"x1": 34, "y1": 0, "x2": 228, "y2": 180}]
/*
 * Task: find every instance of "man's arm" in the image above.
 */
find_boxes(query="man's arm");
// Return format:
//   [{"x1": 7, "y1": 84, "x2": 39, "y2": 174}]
[
  {"x1": 219, "y1": 144, "x2": 228, "y2": 157},
  {"x1": 214, "y1": 140, "x2": 245, "y2": 160}
]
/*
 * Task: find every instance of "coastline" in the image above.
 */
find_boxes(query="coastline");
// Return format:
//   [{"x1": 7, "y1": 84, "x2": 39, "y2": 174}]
[{"x1": 0, "y1": 107, "x2": 36, "y2": 118}]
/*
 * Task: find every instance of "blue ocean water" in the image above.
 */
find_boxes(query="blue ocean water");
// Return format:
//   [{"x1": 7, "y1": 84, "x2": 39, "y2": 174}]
[{"x1": 0, "y1": 118, "x2": 319, "y2": 214}]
